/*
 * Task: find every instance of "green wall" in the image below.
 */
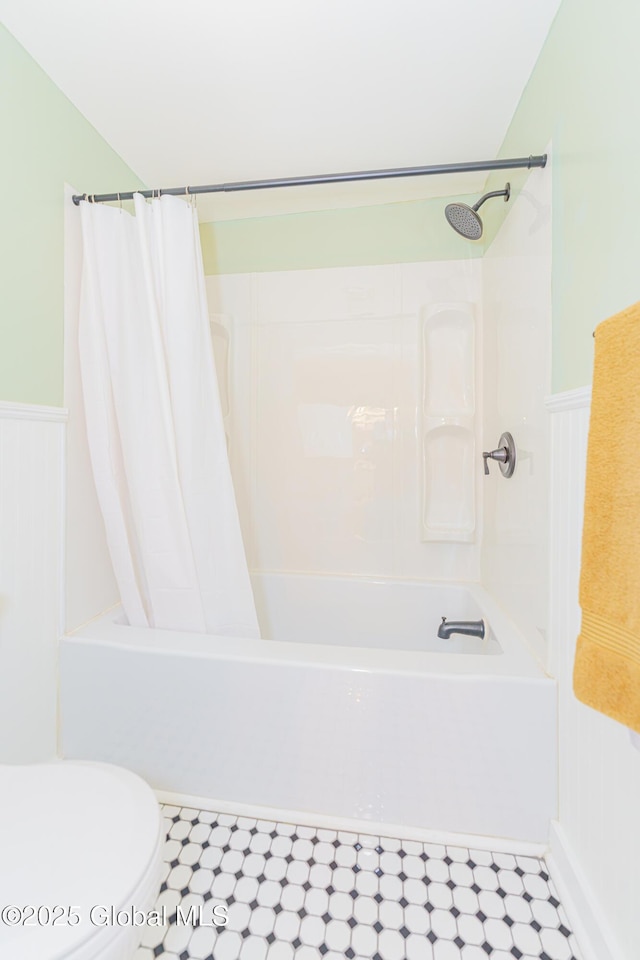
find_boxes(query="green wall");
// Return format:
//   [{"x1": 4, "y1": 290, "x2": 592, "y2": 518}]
[
  {"x1": 0, "y1": 25, "x2": 143, "y2": 407},
  {"x1": 483, "y1": 0, "x2": 640, "y2": 391},
  {"x1": 200, "y1": 194, "x2": 483, "y2": 275},
  {"x1": 6, "y1": 0, "x2": 638, "y2": 400}
]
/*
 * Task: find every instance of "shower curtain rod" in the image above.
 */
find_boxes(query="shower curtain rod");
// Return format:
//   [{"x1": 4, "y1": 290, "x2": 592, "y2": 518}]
[{"x1": 72, "y1": 154, "x2": 547, "y2": 205}]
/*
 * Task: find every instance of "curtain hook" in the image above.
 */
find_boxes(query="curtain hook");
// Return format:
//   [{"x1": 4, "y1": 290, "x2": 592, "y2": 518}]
[{"x1": 117, "y1": 192, "x2": 122, "y2": 213}]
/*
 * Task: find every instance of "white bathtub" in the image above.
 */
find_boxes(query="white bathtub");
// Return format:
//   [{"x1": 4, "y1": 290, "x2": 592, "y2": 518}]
[
  {"x1": 60, "y1": 575, "x2": 556, "y2": 843},
  {"x1": 252, "y1": 574, "x2": 503, "y2": 654}
]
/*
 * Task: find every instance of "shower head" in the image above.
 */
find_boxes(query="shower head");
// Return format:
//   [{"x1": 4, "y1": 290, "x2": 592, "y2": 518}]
[{"x1": 444, "y1": 182, "x2": 511, "y2": 240}]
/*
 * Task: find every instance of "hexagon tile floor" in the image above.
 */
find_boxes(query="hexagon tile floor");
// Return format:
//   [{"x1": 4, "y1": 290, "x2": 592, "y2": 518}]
[{"x1": 134, "y1": 804, "x2": 583, "y2": 960}]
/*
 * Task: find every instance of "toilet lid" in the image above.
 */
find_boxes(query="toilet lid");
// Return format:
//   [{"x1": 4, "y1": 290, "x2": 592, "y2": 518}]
[{"x1": 0, "y1": 761, "x2": 162, "y2": 960}]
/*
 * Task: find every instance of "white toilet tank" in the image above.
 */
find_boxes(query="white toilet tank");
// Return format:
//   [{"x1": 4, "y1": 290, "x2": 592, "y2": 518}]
[{"x1": 0, "y1": 761, "x2": 163, "y2": 960}]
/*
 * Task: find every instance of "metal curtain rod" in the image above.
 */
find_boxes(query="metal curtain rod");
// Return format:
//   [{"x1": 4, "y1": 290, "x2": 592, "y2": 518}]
[{"x1": 72, "y1": 154, "x2": 547, "y2": 205}]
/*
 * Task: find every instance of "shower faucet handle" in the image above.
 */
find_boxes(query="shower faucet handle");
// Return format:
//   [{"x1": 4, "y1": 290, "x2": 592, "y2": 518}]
[
  {"x1": 483, "y1": 447, "x2": 507, "y2": 474},
  {"x1": 482, "y1": 432, "x2": 516, "y2": 478}
]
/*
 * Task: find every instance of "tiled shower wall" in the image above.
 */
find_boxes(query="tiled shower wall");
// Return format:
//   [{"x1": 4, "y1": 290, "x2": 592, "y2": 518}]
[{"x1": 206, "y1": 260, "x2": 482, "y2": 582}]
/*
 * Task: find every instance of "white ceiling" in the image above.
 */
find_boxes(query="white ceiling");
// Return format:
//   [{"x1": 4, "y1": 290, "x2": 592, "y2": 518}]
[{"x1": 1, "y1": 0, "x2": 561, "y2": 221}]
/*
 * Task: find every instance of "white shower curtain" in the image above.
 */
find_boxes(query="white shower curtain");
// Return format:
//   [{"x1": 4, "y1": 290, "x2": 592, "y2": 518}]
[{"x1": 78, "y1": 193, "x2": 260, "y2": 638}]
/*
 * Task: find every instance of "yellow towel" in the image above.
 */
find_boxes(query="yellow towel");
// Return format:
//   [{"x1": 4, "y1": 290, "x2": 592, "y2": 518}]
[{"x1": 574, "y1": 300, "x2": 640, "y2": 733}]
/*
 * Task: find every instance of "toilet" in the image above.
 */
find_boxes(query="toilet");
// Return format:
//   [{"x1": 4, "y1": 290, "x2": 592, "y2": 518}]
[{"x1": 0, "y1": 761, "x2": 164, "y2": 960}]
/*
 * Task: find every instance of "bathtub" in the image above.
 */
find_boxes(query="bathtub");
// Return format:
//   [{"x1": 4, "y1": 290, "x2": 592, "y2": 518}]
[{"x1": 60, "y1": 574, "x2": 556, "y2": 844}]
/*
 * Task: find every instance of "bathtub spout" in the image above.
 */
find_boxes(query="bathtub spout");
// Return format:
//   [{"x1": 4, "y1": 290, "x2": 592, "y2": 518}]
[{"x1": 437, "y1": 617, "x2": 485, "y2": 640}]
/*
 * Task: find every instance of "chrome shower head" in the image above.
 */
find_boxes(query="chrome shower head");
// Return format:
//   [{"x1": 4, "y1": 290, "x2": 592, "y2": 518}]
[{"x1": 444, "y1": 182, "x2": 511, "y2": 240}]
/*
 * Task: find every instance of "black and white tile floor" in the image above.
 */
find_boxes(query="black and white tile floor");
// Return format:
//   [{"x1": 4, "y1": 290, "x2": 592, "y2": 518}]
[{"x1": 134, "y1": 804, "x2": 583, "y2": 960}]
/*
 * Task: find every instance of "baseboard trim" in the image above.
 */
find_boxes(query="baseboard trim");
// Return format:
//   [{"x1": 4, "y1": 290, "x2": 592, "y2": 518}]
[
  {"x1": 155, "y1": 788, "x2": 547, "y2": 857},
  {"x1": 547, "y1": 821, "x2": 623, "y2": 960}
]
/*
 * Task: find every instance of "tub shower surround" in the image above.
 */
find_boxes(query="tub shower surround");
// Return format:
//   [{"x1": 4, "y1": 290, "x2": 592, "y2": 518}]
[
  {"x1": 135, "y1": 803, "x2": 582, "y2": 960},
  {"x1": 205, "y1": 260, "x2": 483, "y2": 583},
  {"x1": 421, "y1": 302, "x2": 476, "y2": 543}
]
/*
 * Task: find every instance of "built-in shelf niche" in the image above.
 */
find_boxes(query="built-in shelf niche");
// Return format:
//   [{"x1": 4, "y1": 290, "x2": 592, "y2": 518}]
[{"x1": 421, "y1": 303, "x2": 476, "y2": 543}]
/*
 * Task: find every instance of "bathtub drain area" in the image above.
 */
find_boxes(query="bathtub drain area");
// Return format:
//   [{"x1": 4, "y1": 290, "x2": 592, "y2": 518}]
[{"x1": 134, "y1": 804, "x2": 582, "y2": 960}]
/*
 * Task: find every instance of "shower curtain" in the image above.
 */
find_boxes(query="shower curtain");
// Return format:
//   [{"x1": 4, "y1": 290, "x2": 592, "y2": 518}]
[{"x1": 78, "y1": 193, "x2": 260, "y2": 638}]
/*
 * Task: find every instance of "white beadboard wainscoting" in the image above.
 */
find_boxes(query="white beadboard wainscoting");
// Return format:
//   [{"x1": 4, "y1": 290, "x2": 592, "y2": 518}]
[
  {"x1": 546, "y1": 386, "x2": 640, "y2": 960},
  {"x1": 0, "y1": 402, "x2": 66, "y2": 762}
]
